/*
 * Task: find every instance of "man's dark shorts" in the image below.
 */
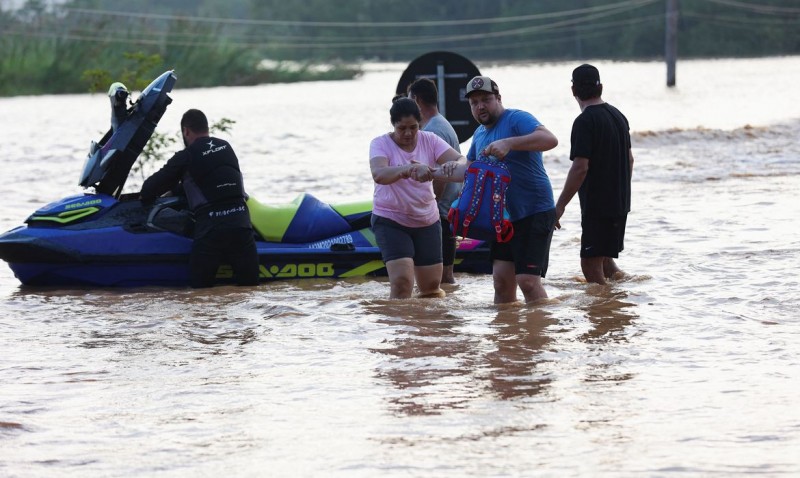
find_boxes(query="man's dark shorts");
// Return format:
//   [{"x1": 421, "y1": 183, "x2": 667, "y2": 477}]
[
  {"x1": 580, "y1": 214, "x2": 627, "y2": 258},
  {"x1": 371, "y1": 215, "x2": 442, "y2": 266},
  {"x1": 491, "y1": 208, "x2": 556, "y2": 277},
  {"x1": 190, "y1": 227, "x2": 259, "y2": 288}
]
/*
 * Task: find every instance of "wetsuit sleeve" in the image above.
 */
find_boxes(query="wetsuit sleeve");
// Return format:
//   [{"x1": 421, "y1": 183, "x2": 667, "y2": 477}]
[{"x1": 140, "y1": 151, "x2": 189, "y2": 203}]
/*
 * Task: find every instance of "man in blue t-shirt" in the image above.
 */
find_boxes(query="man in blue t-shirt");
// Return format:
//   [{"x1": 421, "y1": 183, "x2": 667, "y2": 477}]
[{"x1": 465, "y1": 76, "x2": 559, "y2": 303}]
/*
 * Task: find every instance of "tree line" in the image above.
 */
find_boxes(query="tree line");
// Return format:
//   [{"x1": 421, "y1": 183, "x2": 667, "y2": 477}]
[{"x1": 1, "y1": 0, "x2": 798, "y2": 95}]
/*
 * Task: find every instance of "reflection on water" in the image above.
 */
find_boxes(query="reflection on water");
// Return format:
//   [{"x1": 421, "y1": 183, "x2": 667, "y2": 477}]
[
  {"x1": 370, "y1": 300, "x2": 559, "y2": 415},
  {"x1": 7, "y1": 285, "x2": 270, "y2": 357},
  {"x1": 485, "y1": 306, "x2": 556, "y2": 400},
  {"x1": 368, "y1": 300, "x2": 481, "y2": 416},
  {"x1": 580, "y1": 288, "x2": 638, "y2": 344},
  {"x1": 579, "y1": 288, "x2": 639, "y2": 385}
]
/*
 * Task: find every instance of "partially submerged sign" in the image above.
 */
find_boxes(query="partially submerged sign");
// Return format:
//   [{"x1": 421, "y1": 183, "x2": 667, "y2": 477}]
[{"x1": 396, "y1": 51, "x2": 481, "y2": 144}]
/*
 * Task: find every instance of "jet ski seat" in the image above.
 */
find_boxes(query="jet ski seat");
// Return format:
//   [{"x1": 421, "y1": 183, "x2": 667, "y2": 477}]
[{"x1": 247, "y1": 193, "x2": 354, "y2": 243}]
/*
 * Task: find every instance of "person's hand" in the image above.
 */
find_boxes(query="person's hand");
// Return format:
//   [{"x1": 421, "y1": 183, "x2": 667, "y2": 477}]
[
  {"x1": 412, "y1": 165, "x2": 436, "y2": 182},
  {"x1": 408, "y1": 160, "x2": 435, "y2": 182},
  {"x1": 554, "y1": 204, "x2": 565, "y2": 230},
  {"x1": 482, "y1": 139, "x2": 511, "y2": 160},
  {"x1": 438, "y1": 161, "x2": 458, "y2": 177}
]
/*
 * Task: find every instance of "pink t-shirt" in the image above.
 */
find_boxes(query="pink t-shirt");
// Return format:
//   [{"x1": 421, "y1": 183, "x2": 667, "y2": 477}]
[{"x1": 370, "y1": 130, "x2": 451, "y2": 227}]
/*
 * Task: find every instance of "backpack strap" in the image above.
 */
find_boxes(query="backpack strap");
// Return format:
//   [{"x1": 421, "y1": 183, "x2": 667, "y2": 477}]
[
  {"x1": 490, "y1": 173, "x2": 504, "y2": 240},
  {"x1": 461, "y1": 165, "x2": 490, "y2": 238},
  {"x1": 492, "y1": 176, "x2": 514, "y2": 242},
  {"x1": 486, "y1": 157, "x2": 514, "y2": 243}
]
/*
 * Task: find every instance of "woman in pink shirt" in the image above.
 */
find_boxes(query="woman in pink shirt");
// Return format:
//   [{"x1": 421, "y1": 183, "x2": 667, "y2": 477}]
[{"x1": 370, "y1": 97, "x2": 466, "y2": 299}]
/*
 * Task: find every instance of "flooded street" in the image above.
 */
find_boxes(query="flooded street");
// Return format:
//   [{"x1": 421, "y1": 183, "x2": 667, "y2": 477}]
[{"x1": 1, "y1": 57, "x2": 799, "y2": 476}]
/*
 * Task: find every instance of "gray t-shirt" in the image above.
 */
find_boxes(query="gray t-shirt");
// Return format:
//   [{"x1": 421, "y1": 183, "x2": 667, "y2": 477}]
[{"x1": 424, "y1": 114, "x2": 463, "y2": 216}]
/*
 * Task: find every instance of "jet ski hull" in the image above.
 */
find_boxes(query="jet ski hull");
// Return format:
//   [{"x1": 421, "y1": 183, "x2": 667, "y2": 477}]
[
  {"x1": 0, "y1": 223, "x2": 491, "y2": 287},
  {"x1": 0, "y1": 195, "x2": 491, "y2": 287}
]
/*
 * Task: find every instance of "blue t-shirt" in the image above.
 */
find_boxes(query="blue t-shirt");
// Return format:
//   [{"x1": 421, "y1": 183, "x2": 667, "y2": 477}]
[{"x1": 467, "y1": 109, "x2": 555, "y2": 221}]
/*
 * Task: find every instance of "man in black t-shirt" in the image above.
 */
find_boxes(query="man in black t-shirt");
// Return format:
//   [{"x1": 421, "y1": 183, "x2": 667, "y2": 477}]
[
  {"x1": 555, "y1": 64, "x2": 634, "y2": 284},
  {"x1": 141, "y1": 109, "x2": 259, "y2": 288}
]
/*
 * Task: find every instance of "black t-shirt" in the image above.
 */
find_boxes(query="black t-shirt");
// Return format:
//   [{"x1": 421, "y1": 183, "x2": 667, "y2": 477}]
[
  {"x1": 140, "y1": 136, "x2": 251, "y2": 237},
  {"x1": 569, "y1": 103, "x2": 632, "y2": 218}
]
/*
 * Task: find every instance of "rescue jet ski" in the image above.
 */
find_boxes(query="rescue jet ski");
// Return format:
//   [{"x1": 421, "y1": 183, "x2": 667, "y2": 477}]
[{"x1": 0, "y1": 70, "x2": 490, "y2": 287}]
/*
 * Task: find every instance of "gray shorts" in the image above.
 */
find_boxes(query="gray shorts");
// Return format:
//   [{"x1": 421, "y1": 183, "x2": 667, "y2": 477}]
[{"x1": 371, "y1": 215, "x2": 442, "y2": 266}]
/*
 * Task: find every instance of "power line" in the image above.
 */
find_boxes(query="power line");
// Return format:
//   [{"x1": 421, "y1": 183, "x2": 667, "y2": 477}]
[
  {"x1": 3, "y1": 1, "x2": 660, "y2": 50},
  {"x1": 683, "y1": 11, "x2": 800, "y2": 26},
  {"x1": 63, "y1": 0, "x2": 658, "y2": 28},
  {"x1": 443, "y1": 14, "x2": 665, "y2": 54},
  {"x1": 55, "y1": 13, "x2": 664, "y2": 47},
  {"x1": 702, "y1": 0, "x2": 800, "y2": 15},
  {"x1": 227, "y1": 3, "x2": 657, "y2": 49}
]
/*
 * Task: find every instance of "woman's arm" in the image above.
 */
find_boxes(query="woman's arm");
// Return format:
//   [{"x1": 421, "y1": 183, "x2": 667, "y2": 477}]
[{"x1": 370, "y1": 156, "x2": 411, "y2": 185}]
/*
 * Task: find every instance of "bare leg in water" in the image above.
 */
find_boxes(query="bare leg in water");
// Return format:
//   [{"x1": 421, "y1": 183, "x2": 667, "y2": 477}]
[{"x1": 581, "y1": 256, "x2": 624, "y2": 284}]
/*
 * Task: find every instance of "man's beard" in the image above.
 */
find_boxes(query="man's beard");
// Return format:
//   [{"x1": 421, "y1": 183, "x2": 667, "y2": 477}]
[{"x1": 477, "y1": 113, "x2": 496, "y2": 126}]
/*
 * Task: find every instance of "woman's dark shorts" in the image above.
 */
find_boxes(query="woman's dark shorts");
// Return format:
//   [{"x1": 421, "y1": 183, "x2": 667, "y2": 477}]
[
  {"x1": 371, "y1": 215, "x2": 442, "y2": 266},
  {"x1": 580, "y1": 214, "x2": 627, "y2": 258},
  {"x1": 491, "y1": 208, "x2": 556, "y2": 277}
]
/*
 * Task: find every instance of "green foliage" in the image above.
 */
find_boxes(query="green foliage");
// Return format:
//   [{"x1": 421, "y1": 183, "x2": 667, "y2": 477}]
[
  {"x1": 211, "y1": 118, "x2": 236, "y2": 135},
  {"x1": 130, "y1": 129, "x2": 178, "y2": 185},
  {"x1": 81, "y1": 69, "x2": 113, "y2": 94},
  {"x1": 121, "y1": 52, "x2": 163, "y2": 91},
  {"x1": 2, "y1": 0, "x2": 798, "y2": 96},
  {"x1": 81, "y1": 52, "x2": 162, "y2": 93},
  {"x1": 0, "y1": 0, "x2": 362, "y2": 96}
]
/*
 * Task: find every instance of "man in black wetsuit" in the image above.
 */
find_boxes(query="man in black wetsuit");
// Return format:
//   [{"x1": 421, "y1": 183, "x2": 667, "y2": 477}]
[{"x1": 141, "y1": 109, "x2": 259, "y2": 288}]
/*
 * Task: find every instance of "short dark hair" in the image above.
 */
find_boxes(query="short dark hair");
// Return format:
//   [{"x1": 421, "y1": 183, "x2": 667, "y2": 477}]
[
  {"x1": 571, "y1": 64, "x2": 602, "y2": 101},
  {"x1": 407, "y1": 78, "x2": 438, "y2": 107},
  {"x1": 389, "y1": 97, "x2": 421, "y2": 124},
  {"x1": 572, "y1": 84, "x2": 603, "y2": 101},
  {"x1": 180, "y1": 109, "x2": 209, "y2": 133}
]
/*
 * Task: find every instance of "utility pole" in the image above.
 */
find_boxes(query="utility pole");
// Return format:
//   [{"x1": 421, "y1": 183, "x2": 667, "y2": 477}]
[{"x1": 666, "y1": 0, "x2": 679, "y2": 87}]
